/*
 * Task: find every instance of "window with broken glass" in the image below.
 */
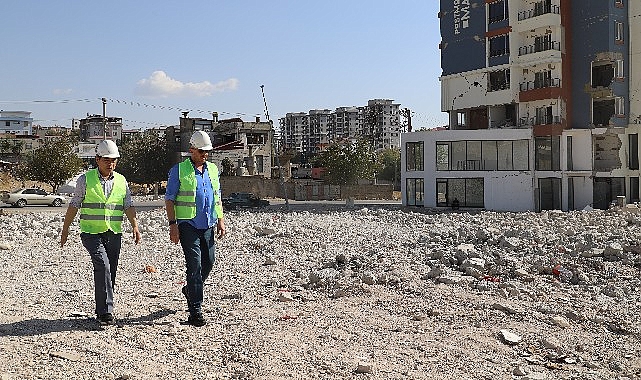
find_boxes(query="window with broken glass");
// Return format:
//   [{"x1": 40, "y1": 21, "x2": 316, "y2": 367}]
[
  {"x1": 488, "y1": 0, "x2": 508, "y2": 24},
  {"x1": 593, "y1": 98, "x2": 615, "y2": 126},
  {"x1": 436, "y1": 140, "x2": 529, "y2": 171},
  {"x1": 488, "y1": 69, "x2": 510, "y2": 92},
  {"x1": 629, "y1": 134, "x2": 639, "y2": 170},
  {"x1": 405, "y1": 141, "x2": 424, "y2": 171},
  {"x1": 436, "y1": 178, "x2": 484, "y2": 208},
  {"x1": 406, "y1": 178, "x2": 424, "y2": 206},
  {"x1": 489, "y1": 35, "x2": 509, "y2": 57},
  {"x1": 593, "y1": 177, "x2": 625, "y2": 210},
  {"x1": 631, "y1": 177, "x2": 639, "y2": 203},
  {"x1": 535, "y1": 136, "x2": 561, "y2": 171},
  {"x1": 592, "y1": 62, "x2": 614, "y2": 88},
  {"x1": 539, "y1": 177, "x2": 561, "y2": 210}
]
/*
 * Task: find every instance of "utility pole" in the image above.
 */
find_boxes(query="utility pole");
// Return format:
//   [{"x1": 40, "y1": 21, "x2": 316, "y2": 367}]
[
  {"x1": 260, "y1": 85, "x2": 289, "y2": 210},
  {"x1": 102, "y1": 97, "x2": 107, "y2": 140}
]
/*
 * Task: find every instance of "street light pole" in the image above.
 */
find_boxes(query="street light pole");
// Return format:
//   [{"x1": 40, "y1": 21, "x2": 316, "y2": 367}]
[{"x1": 102, "y1": 97, "x2": 107, "y2": 140}]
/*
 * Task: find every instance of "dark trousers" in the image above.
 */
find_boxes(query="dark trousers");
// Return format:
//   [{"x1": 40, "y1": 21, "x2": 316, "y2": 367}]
[
  {"x1": 178, "y1": 223, "x2": 216, "y2": 314},
  {"x1": 80, "y1": 231, "x2": 122, "y2": 315}
]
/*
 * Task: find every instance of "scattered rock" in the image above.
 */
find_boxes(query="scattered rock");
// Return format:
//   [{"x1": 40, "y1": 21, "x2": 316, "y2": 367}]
[
  {"x1": 499, "y1": 329, "x2": 522, "y2": 345},
  {"x1": 277, "y1": 291, "x2": 294, "y2": 302},
  {"x1": 355, "y1": 361, "x2": 372, "y2": 374},
  {"x1": 550, "y1": 316, "x2": 570, "y2": 328},
  {"x1": 50, "y1": 351, "x2": 81, "y2": 362},
  {"x1": 0, "y1": 202, "x2": 638, "y2": 378}
]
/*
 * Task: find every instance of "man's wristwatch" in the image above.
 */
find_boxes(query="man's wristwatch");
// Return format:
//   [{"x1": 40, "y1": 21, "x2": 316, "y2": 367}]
[{"x1": 168, "y1": 220, "x2": 177, "y2": 226}]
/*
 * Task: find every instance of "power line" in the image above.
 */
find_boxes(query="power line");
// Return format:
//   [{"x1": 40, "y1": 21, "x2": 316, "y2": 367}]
[{"x1": 0, "y1": 97, "x2": 263, "y2": 128}]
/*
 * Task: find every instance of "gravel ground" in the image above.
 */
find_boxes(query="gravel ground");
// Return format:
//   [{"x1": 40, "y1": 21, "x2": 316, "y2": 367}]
[{"x1": 0, "y1": 203, "x2": 640, "y2": 380}]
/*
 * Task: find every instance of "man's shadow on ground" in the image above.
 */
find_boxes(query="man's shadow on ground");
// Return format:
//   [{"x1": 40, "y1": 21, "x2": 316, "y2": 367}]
[{"x1": 0, "y1": 309, "x2": 177, "y2": 336}]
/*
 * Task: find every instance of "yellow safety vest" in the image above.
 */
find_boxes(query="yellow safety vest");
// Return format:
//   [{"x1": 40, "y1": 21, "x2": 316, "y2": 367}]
[
  {"x1": 174, "y1": 158, "x2": 223, "y2": 220},
  {"x1": 80, "y1": 169, "x2": 127, "y2": 234}
]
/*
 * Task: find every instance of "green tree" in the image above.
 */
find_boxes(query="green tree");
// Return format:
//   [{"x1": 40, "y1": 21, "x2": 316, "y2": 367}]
[
  {"x1": 376, "y1": 148, "x2": 400, "y2": 189},
  {"x1": 0, "y1": 139, "x2": 11, "y2": 156},
  {"x1": 10, "y1": 140, "x2": 24, "y2": 157},
  {"x1": 17, "y1": 138, "x2": 84, "y2": 192},
  {"x1": 313, "y1": 140, "x2": 376, "y2": 185},
  {"x1": 117, "y1": 132, "x2": 172, "y2": 194}
]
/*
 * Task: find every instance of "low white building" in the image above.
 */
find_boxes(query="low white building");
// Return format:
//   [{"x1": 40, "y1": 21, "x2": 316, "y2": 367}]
[{"x1": 400, "y1": 126, "x2": 640, "y2": 212}]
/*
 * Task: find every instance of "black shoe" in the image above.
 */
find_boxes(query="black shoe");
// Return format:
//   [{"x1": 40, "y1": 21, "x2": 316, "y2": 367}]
[
  {"x1": 182, "y1": 286, "x2": 192, "y2": 309},
  {"x1": 97, "y1": 313, "x2": 115, "y2": 325},
  {"x1": 188, "y1": 313, "x2": 206, "y2": 327}
]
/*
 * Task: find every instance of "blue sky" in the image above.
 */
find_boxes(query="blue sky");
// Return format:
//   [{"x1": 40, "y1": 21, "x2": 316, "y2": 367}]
[{"x1": 0, "y1": 1, "x2": 447, "y2": 130}]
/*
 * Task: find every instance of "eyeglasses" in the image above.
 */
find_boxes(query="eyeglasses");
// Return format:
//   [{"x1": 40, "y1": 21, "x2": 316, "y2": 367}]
[{"x1": 197, "y1": 149, "x2": 211, "y2": 154}]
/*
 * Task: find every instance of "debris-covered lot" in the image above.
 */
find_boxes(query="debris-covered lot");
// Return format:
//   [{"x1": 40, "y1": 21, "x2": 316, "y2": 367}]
[{"x1": 0, "y1": 205, "x2": 640, "y2": 379}]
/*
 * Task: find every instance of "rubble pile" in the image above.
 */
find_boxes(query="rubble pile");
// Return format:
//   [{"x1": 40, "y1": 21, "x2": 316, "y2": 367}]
[{"x1": 0, "y1": 205, "x2": 640, "y2": 379}]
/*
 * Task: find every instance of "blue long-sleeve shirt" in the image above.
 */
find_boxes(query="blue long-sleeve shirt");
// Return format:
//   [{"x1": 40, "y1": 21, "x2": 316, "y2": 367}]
[{"x1": 165, "y1": 160, "x2": 217, "y2": 229}]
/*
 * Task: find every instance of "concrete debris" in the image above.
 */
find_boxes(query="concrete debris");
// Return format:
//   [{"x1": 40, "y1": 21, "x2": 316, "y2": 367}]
[
  {"x1": 550, "y1": 316, "x2": 570, "y2": 328},
  {"x1": 277, "y1": 291, "x2": 294, "y2": 302},
  {"x1": 499, "y1": 329, "x2": 522, "y2": 345},
  {"x1": 50, "y1": 351, "x2": 81, "y2": 362},
  {"x1": 1, "y1": 201, "x2": 641, "y2": 378},
  {"x1": 355, "y1": 361, "x2": 373, "y2": 374}
]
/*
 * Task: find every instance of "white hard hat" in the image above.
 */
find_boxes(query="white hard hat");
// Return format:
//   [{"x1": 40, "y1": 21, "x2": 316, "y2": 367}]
[
  {"x1": 95, "y1": 140, "x2": 120, "y2": 158},
  {"x1": 189, "y1": 131, "x2": 213, "y2": 150}
]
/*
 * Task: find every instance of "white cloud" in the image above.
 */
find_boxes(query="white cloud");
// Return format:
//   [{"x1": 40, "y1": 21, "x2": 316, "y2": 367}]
[
  {"x1": 53, "y1": 88, "x2": 73, "y2": 95},
  {"x1": 135, "y1": 71, "x2": 238, "y2": 98}
]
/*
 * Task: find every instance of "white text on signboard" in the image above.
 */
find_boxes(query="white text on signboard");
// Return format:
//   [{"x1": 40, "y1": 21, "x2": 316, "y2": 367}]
[{"x1": 454, "y1": 0, "x2": 470, "y2": 34}]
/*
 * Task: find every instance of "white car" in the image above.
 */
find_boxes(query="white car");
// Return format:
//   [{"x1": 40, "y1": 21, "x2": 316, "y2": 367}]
[{"x1": 0, "y1": 188, "x2": 67, "y2": 207}]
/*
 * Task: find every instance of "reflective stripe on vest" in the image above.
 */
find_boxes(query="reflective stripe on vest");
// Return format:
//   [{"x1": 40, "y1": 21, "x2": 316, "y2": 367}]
[
  {"x1": 80, "y1": 169, "x2": 127, "y2": 234},
  {"x1": 175, "y1": 158, "x2": 223, "y2": 220}
]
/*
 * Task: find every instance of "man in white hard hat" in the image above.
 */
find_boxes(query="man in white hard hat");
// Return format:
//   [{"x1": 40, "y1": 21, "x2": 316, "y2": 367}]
[
  {"x1": 165, "y1": 131, "x2": 226, "y2": 327},
  {"x1": 60, "y1": 139, "x2": 141, "y2": 326}
]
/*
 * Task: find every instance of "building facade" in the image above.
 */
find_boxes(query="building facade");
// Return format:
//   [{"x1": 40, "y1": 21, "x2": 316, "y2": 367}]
[
  {"x1": 78, "y1": 114, "x2": 123, "y2": 144},
  {"x1": 402, "y1": 0, "x2": 641, "y2": 211},
  {"x1": 0, "y1": 111, "x2": 33, "y2": 135},
  {"x1": 166, "y1": 113, "x2": 273, "y2": 177}
]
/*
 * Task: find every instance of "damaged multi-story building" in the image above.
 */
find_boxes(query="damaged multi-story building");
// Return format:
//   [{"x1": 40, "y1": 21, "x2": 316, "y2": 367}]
[
  {"x1": 167, "y1": 112, "x2": 273, "y2": 177},
  {"x1": 401, "y1": 0, "x2": 641, "y2": 211},
  {"x1": 78, "y1": 114, "x2": 123, "y2": 144}
]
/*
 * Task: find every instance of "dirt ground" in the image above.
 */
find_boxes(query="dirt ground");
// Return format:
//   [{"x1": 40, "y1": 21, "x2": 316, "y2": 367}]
[{"x1": 0, "y1": 171, "x2": 50, "y2": 192}]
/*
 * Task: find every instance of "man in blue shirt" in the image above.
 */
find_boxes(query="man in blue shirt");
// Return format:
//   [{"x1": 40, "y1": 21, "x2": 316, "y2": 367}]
[{"x1": 164, "y1": 131, "x2": 226, "y2": 327}]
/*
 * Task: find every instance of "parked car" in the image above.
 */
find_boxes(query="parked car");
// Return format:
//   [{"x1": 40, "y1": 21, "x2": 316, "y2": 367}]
[
  {"x1": 222, "y1": 192, "x2": 270, "y2": 210},
  {"x1": 0, "y1": 188, "x2": 67, "y2": 207}
]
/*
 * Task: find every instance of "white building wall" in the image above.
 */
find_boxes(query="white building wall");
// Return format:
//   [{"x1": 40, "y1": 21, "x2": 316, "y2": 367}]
[
  {"x1": 563, "y1": 129, "x2": 592, "y2": 171},
  {"x1": 441, "y1": 69, "x2": 518, "y2": 114},
  {"x1": 402, "y1": 128, "x2": 536, "y2": 212}
]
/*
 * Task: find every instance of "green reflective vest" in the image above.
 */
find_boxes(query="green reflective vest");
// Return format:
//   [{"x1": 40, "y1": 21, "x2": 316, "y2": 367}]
[
  {"x1": 174, "y1": 158, "x2": 223, "y2": 221},
  {"x1": 80, "y1": 169, "x2": 127, "y2": 234}
]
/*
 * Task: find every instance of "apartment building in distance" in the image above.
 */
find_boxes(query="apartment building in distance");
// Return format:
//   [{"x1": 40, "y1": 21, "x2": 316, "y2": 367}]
[
  {"x1": 0, "y1": 111, "x2": 33, "y2": 135},
  {"x1": 401, "y1": 0, "x2": 641, "y2": 211},
  {"x1": 279, "y1": 99, "x2": 402, "y2": 161}
]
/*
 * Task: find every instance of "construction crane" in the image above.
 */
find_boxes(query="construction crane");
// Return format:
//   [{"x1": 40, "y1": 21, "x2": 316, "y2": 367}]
[{"x1": 260, "y1": 85, "x2": 289, "y2": 210}]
